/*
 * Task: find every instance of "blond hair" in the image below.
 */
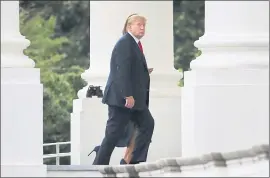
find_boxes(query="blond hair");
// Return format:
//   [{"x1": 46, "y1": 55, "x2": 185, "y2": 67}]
[
  {"x1": 127, "y1": 14, "x2": 147, "y2": 25},
  {"x1": 122, "y1": 14, "x2": 147, "y2": 35}
]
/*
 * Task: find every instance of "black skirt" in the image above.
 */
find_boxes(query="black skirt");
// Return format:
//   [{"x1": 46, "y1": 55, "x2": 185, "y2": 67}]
[
  {"x1": 116, "y1": 90, "x2": 149, "y2": 147},
  {"x1": 116, "y1": 121, "x2": 136, "y2": 147}
]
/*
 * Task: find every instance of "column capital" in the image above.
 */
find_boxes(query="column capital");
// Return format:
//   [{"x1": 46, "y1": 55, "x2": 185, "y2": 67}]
[
  {"x1": 1, "y1": 1, "x2": 35, "y2": 68},
  {"x1": 190, "y1": 1, "x2": 269, "y2": 70}
]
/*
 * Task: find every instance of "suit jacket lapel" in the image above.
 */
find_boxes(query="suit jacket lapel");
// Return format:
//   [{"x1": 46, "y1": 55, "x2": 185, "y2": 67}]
[
  {"x1": 141, "y1": 53, "x2": 148, "y2": 70},
  {"x1": 125, "y1": 33, "x2": 148, "y2": 70},
  {"x1": 135, "y1": 45, "x2": 148, "y2": 70}
]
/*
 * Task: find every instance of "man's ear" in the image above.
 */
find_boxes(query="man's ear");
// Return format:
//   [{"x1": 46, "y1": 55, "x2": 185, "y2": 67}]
[{"x1": 127, "y1": 24, "x2": 132, "y2": 30}]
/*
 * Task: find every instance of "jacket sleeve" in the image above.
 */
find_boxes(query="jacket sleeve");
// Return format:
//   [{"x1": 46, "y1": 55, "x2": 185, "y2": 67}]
[{"x1": 114, "y1": 43, "x2": 133, "y2": 98}]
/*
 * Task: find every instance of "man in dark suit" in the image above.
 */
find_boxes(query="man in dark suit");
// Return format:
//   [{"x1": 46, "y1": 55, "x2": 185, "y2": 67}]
[{"x1": 92, "y1": 14, "x2": 155, "y2": 165}]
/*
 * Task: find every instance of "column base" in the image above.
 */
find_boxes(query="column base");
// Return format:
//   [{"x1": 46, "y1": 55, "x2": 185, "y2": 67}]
[
  {"x1": 181, "y1": 69, "x2": 269, "y2": 156},
  {"x1": 1, "y1": 164, "x2": 47, "y2": 177}
]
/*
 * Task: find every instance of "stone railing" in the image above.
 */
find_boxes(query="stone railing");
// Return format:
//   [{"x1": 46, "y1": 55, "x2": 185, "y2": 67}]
[
  {"x1": 43, "y1": 142, "x2": 71, "y2": 165},
  {"x1": 47, "y1": 144, "x2": 269, "y2": 177}
]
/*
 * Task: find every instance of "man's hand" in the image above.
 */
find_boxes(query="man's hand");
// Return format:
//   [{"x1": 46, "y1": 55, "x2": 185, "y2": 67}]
[
  {"x1": 125, "y1": 96, "x2": 135, "y2": 108},
  {"x1": 148, "y1": 68, "x2": 153, "y2": 74}
]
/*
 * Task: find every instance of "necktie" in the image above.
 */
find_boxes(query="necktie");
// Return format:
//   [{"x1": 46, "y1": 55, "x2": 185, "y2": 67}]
[{"x1": 138, "y1": 41, "x2": 143, "y2": 54}]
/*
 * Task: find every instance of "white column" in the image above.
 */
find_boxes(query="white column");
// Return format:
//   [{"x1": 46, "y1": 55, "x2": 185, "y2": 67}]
[
  {"x1": 1, "y1": 1, "x2": 47, "y2": 177},
  {"x1": 71, "y1": 1, "x2": 182, "y2": 165},
  {"x1": 181, "y1": 1, "x2": 269, "y2": 157}
]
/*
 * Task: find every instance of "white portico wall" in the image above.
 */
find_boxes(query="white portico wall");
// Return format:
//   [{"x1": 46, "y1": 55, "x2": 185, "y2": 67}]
[
  {"x1": 1, "y1": 1, "x2": 47, "y2": 177},
  {"x1": 71, "y1": 1, "x2": 181, "y2": 166},
  {"x1": 181, "y1": 1, "x2": 269, "y2": 157}
]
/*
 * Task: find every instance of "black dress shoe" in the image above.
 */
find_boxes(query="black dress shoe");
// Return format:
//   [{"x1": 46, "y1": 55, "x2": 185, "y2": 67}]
[
  {"x1": 120, "y1": 158, "x2": 127, "y2": 165},
  {"x1": 129, "y1": 161, "x2": 141, "y2": 164}
]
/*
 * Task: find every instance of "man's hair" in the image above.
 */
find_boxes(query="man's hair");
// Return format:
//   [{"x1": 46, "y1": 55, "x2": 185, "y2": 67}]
[{"x1": 122, "y1": 13, "x2": 147, "y2": 35}]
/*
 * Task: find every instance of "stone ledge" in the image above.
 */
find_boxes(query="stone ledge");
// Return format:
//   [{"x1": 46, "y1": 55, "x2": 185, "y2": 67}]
[
  {"x1": 46, "y1": 144, "x2": 269, "y2": 177},
  {"x1": 47, "y1": 165, "x2": 99, "y2": 171},
  {"x1": 99, "y1": 144, "x2": 269, "y2": 176}
]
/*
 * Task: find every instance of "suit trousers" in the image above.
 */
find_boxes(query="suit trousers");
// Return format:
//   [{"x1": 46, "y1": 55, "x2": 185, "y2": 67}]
[{"x1": 93, "y1": 105, "x2": 155, "y2": 165}]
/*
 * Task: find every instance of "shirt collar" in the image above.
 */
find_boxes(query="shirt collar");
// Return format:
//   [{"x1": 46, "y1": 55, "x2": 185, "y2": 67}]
[{"x1": 128, "y1": 31, "x2": 140, "y2": 44}]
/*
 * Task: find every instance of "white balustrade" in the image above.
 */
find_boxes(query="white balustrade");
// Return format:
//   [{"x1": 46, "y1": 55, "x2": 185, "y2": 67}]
[{"x1": 43, "y1": 142, "x2": 71, "y2": 166}]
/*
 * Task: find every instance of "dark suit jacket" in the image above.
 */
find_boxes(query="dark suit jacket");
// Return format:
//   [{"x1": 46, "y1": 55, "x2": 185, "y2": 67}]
[
  {"x1": 102, "y1": 33, "x2": 150, "y2": 110},
  {"x1": 102, "y1": 33, "x2": 150, "y2": 147}
]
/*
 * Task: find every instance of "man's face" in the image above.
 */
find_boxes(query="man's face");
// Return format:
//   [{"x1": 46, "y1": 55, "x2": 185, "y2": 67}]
[{"x1": 128, "y1": 18, "x2": 146, "y2": 39}]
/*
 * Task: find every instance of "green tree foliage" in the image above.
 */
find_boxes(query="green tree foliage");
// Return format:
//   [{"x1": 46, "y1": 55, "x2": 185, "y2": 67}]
[
  {"x1": 20, "y1": 12, "x2": 71, "y2": 142},
  {"x1": 19, "y1": 0, "x2": 90, "y2": 69},
  {"x1": 173, "y1": 0, "x2": 205, "y2": 72},
  {"x1": 20, "y1": 1, "x2": 89, "y2": 164},
  {"x1": 20, "y1": 10, "x2": 86, "y2": 164}
]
